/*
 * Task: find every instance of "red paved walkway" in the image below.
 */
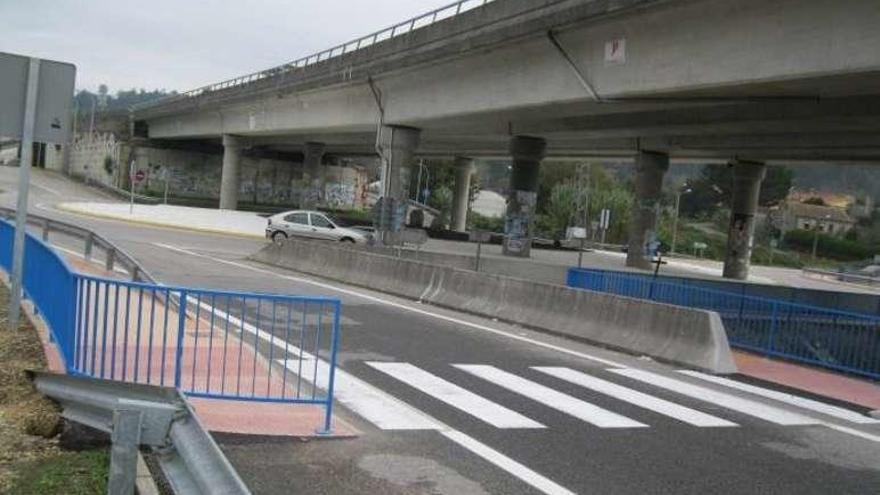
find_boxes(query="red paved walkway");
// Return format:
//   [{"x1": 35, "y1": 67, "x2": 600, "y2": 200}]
[
  {"x1": 734, "y1": 351, "x2": 880, "y2": 410},
  {"x1": 28, "y1": 256, "x2": 357, "y2": 438}
]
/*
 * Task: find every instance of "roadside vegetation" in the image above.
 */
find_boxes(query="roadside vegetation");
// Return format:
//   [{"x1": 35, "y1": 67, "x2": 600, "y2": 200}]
[{"x1": 0, "y1": 285, "x2": 109, "y2": 494}]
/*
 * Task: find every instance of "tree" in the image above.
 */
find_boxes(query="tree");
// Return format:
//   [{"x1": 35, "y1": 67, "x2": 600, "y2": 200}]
[{"x1": 679, "y1": 163, "x2": 794, "y2": 218}]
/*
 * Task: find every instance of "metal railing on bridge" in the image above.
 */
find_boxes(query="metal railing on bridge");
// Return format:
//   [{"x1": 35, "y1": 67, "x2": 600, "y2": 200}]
[
  {"x1": 0, "y1": 219, "x2": 342, "y2": 431},
  {"x1": 133, "y1": 0, "x2": 497, "y2": 110},
  {"x1": 567, "y1": 267, "x2": 880, "y2": 380}
]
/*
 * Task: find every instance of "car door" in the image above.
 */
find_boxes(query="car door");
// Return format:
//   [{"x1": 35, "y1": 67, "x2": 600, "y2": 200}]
[
  {"x1": 283, "y1": 212, "x2": 312, "y2": 239},
  {"x1": 309, "y1": 213, "x2": 339, "y2": 241}
]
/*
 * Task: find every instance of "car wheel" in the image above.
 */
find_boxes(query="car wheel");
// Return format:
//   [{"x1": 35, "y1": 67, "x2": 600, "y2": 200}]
[
  {"x1": 340, "y1": 237, "x2": 355, "y2": 244},
  {"x1": 272, "y1": 231, "x2": 288, "y2": 245}
]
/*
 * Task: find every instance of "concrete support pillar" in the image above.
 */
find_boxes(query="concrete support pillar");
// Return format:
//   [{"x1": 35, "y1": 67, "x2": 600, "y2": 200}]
[
  {"x1": 302, "y1": 141, "x2": 326, "y2": 209},
  {"x1": 219, "y1": 135, "x2": 243, "y2": 210},
  {"x1": 503, "y1": 136, "x2": 546, "y2": 258},
  {"x1": 451, "y1": 156, "x2": 475, "y2": 232},
  {"x1": 379, "y1": 125, "x2": 421, "y2": 201},
  {"x1": 626, "y1": 150, "x2": 670, "y2": 269},
  {"x1": 723, "y1": 160, "x2": 767, "y2": 280}
]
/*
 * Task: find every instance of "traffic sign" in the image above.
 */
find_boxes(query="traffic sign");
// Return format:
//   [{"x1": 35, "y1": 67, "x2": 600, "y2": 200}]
[
  {"x1": 0, "y1": 52, "x2": 75, "y2": 143},
  {"x1": 134, "y1": 170, "x2": 146, "y2": 183}
]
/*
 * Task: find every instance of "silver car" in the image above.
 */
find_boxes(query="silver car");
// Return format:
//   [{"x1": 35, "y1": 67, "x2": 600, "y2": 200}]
[{"x1": 265, "y1": 210, "x2": 370, "y2": 245}]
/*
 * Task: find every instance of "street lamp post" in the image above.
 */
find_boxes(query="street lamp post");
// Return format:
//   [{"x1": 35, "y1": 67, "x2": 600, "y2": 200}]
[{"x1": 670, "y1": 186, "x2": 692, "y2": 255}]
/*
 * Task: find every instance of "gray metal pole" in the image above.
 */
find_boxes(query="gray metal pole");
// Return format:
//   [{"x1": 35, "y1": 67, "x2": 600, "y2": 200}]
[
  {"x1": 129, "y1": 160, "x2": 135, "y2": 214},
  {"x1": 108, "y1": 409, "x2": 143, "y2": 495},
  {"x1": 9, "y1": 58, "x2": 40, "y2": 332},
  {"x1": 671, "y1": 191, "x2": 681, "y2": 254}
]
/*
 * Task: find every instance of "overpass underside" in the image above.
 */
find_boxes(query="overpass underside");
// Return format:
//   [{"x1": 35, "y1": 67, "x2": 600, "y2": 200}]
[{"x1": 132, "y1": 0, "x2": 880, "y2": 278}]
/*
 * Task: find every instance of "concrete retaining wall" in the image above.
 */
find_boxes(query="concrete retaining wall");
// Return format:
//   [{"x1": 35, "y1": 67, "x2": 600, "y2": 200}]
[{"x1": 250, "y1": 239, "x2": 737, "y2": 373}]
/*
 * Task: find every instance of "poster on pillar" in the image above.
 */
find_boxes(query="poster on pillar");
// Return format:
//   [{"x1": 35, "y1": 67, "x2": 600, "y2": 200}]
[{"x1": 504, "y1": 190, "x2": 537, "y2": 255}]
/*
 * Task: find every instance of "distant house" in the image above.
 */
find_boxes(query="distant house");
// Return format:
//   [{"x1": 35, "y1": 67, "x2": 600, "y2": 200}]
[{"x1": 774, "y1": 201, "x2": 856, "y2": 236}]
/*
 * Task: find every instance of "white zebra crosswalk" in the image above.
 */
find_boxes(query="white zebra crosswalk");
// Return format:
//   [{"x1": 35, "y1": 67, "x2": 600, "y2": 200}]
[
  {"x1": 367, "y1": 362, "x2": 545, "y2": 429},
  {"x1": 278, "y1": 356, "x2": 878, "y2": 437}
]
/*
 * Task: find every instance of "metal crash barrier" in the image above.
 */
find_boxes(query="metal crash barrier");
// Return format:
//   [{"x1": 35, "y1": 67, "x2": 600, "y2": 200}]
[{"x1": 567, "y1": 267, "x2": 880, "y2": 380}]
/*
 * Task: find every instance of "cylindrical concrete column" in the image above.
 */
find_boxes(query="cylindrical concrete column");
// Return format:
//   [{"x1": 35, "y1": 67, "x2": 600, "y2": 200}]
[
  {"x1": 723, "y1": 160, "x2": 767, "y2": 280},
  {"x1": 451, "y1": 156, "x2": 475, "y2": 232},
  {"x1": 219, "y1": 135, "x2": 243, "y2": 210},
  {"x1": 626, "y1": 150, "x2": 670, "y2": 269},
  {"x1": 379, "y1": 125, "x2": 421, "y2": 201},
  {"x1": 503, "y1": 136, "x2": 546, "y2": 258},
  {"x1": 301, "y1": 142, "x2": 326, "y2": 209}
]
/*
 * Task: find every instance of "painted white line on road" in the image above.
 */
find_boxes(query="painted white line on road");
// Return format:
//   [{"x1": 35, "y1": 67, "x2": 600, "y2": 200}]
[
  {"x1": 31, "y1": 182, "x2": 61, "y2": 196},
  {"x1": 280, "y1": 359, "x2": 441, "y2": 431},
  {"x1": 678, "y1": 370, "x2": 880, "y2": 425},
  {"x1": 367, "y1": 362, "x2": 545, "y2": 429},
  {"x1": 192, "y1": 299, "x2": 576, "y2": 495},
  {"x1": 152, "y1": 243, "x2": 628, "y2": 368},
  {"x1": 611, "y1": 369, "x2": 817, "y2": 426},
  {"x1": 822, "y1": 423, "x2": 880, "y2": 443},
  {"x1": 534, "y1": 367, "x2": 737, "y2": 428},
  {"x1": 441, "y1": 430, "x2": 577, "y2": 495},
  {"x1": 52, "y1": 245, "x2": 130, "y2": 275},
  {"x1": 456, "y1": 365, "x2": 647, "y2": 428}
]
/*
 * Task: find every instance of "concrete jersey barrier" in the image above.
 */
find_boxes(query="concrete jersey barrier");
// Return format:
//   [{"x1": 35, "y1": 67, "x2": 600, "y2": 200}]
[{"x1": 250, "y1": 239, "x2": 737, "y2": 374}]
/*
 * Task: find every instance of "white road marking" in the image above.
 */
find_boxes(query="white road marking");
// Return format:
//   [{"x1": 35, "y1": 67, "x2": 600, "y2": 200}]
[
  {"x1": 822, "y1": 423, "x2": 880, "y2": 443},
  {"x1": 152, "y1": 243, "x2": 628, "y2": 368},
  {"x1": 678, "y1": 370, "x2": 880, "y2": 425},
  {"x1": 367, "y1": 362, "x2": 545, "y2": 429},
  {"x1": 279, "y1": 359, "x2": 440, "y2": 430},
  {"x1": 534, "y1": 367, "x2": 737, "y2": 427},
  {"x1": 455, "y1": 365, "x2": 647, "y2": 428},
  {"x1": 611, "y1": 369, "x2": 817, "y2": 426},
  {"x1": 194, "y1": 300, "x2": 575, "y2": 495},
  {"x1": 441, "y1": 430, "x2": 577, "y2": 495},
  {"x1": 52, "y1": 245, "x2": 131, "y2": 275},
  {"x1": 31, "y1": 182, "x2": 61, "y2": 196}
]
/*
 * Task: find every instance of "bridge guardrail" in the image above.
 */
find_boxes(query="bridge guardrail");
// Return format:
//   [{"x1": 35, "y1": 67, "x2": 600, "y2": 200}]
[
  {"x1": 567, "y1": 267, "x2": 880, "y2": 380},
  {"x1": 133, "y1": 0, "x2": 497, "y2": 110},
  {"x1": 0, "y1": 217, "x2": 342, "y2": 432}
]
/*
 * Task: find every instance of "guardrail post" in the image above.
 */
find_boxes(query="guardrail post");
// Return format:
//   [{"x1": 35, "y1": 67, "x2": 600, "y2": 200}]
[
  {"x1": 41, "y1": 218, "x2": 50, "y2": 242},
  {"x1": 106, "y1": 247, "x2": 116, "y2": 272},
  {"x1": 108, "y1": 409, "x2": 143, "y2": 495},
  {"x1": 174, "y1": 291, "x2": 188, "y2": 390},
  {"x1": 84, "y1": 233, "x2": 94, "y2": 261}
]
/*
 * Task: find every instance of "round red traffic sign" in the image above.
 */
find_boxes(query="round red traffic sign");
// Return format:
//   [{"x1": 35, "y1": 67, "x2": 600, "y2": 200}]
[{"x1": 134, "y1": 170, "x2": 146, "y2": 183}]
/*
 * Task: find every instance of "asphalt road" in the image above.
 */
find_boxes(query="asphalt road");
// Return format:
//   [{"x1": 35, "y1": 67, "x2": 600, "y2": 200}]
[{"x1": 4, "y1": 167, "x2": 880, "y2": 495}]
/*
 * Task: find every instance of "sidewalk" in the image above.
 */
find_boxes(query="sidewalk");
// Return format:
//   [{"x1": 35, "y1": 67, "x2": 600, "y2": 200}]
[
  {"x1": 41, "y1": 255, "x2": 357, "y2": 438},
  {"x1": 58, "y1": 202, "x2": 267, "y2": 238},
  {"x1": 733, "y1": 350, "x2": 880, "y2": 412}
]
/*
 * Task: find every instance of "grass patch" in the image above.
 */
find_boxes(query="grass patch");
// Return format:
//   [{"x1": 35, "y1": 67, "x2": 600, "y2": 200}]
[
  {"x1": 7, "y1": 449, "x2": 109, "y2": 495},
  {"x1": 0, "y1": 282, "x2": 109, "y2": 493}
]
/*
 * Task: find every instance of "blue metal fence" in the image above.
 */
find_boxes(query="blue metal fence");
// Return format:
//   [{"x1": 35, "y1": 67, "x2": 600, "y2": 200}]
[
  {"x1": 1, "y1": 220, "x2": 342, "y2": 431},
  {"x1": 567, "y1": 267, "x2": 880, "y2": 380}
]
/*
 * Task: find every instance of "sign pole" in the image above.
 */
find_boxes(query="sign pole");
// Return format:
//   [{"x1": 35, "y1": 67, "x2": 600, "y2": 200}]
[
  {"x1": 9, "y1": 58, "x2": 41, "y2": 331},
  {"x1": 129, "y1": 160, "x2": 135, "y2": 214}
]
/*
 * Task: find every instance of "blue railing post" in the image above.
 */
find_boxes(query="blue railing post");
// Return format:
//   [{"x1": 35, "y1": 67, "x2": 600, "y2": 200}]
[
  {"x1": 174, "y1": 291, "x2": 188, "y2": 390},
  {"x1": 319, "y1": 302, "x2": 342, "y2": 435}
]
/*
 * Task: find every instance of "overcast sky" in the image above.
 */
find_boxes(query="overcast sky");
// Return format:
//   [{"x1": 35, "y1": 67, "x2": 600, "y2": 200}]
[{"x1": 0, "y1": 0, "x2": 448, "y2": 93}]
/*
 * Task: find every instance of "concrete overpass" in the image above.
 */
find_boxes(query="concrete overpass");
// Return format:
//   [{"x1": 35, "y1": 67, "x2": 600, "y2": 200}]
[{"x1": 132, "y1": 0, "x2": 880, "y2": 278}]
